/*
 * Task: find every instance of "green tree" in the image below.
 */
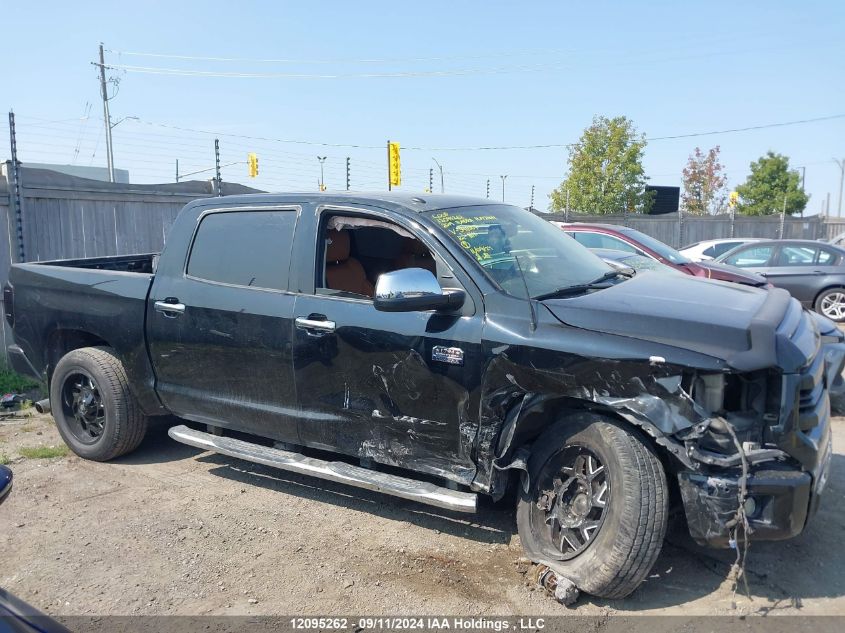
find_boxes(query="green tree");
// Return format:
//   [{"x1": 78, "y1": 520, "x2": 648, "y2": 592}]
[
  {"x1": 735, "y1": 151, "x2": 808, "y2": 216},
  {"x1": 681, "y1": 146, "x2": 728, "y2": 215},
  {"x1": 550, "y1": 116, "x2": 654, "y2": 214}
]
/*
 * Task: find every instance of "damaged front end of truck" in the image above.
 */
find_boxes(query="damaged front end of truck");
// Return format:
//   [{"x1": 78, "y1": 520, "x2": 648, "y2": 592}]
[{"x1": 476, "y1": 283, "x2": 844, "y2": 549}]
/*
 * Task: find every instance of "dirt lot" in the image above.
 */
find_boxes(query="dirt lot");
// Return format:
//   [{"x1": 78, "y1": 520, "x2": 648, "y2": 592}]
[{"x1": 1, "y1": 411, "x2": 844, "y2": 618}]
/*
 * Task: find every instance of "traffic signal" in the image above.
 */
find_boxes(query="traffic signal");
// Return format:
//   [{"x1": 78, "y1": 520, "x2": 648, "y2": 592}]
[{"x1": 248, "y1": 153, "x2": 259, "y2": 178}]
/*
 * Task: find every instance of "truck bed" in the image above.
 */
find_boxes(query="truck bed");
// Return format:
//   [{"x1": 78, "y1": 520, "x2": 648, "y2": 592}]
[
  {"x1": 4, "y1": 256, "x2": 163, "y2": 414},
  {"x1": 35, "y1": 253, "x2": 158, "y2": 274}
]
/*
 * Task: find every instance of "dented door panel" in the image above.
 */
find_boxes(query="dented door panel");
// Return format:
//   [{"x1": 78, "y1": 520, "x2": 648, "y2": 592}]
[{"x1": 291, "y1": 294, "x2": 483, "y2": 484}]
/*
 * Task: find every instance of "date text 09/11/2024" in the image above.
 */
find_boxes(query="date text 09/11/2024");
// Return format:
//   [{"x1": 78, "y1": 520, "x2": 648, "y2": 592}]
[{"x1": 289, "y1": 617, "x2": 547, "y2": 631}]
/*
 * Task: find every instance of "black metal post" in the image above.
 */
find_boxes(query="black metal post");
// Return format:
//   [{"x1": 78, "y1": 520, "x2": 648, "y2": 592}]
[
  {"x1": 8, "y1": 111, "x2": 25, "y2": 262},
  {"x1": 214, "y1": 139, "x2": 222, "y2": 196}
]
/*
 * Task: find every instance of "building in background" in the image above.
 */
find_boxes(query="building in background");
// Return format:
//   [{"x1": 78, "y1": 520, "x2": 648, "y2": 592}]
[{"x1": 24, "y1": 162, "x2": 130, "y2": 183}]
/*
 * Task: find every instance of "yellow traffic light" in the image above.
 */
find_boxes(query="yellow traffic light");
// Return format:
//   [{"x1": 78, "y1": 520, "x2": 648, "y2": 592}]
[
  {"x1": 729, "y1": 191, "x2": 738, "y2": 208},
  {"x1": 248, "y1": 153, "x2": 259, "y2": 178}
]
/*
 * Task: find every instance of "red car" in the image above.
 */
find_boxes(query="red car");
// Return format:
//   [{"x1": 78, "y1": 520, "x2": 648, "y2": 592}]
[{"x1": 555, "y1": 222, "x2": 769, "y2": 287}]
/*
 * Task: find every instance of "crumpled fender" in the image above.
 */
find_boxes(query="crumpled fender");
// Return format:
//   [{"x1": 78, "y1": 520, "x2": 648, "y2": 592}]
[{"x1": 472, "y1": 350, "x2": 707, "y2": 495}]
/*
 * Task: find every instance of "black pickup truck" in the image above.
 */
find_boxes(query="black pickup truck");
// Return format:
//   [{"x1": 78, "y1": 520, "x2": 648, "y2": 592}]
[{"x1": 5, "y1": 193, "x2": 843, "y2": 599}]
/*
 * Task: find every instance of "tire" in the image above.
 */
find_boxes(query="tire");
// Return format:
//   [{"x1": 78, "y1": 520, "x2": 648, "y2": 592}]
[
  {"x1": 516, "y1": 413, "x2": 668, "y2": 599},
  {"x1": 50, "y1": 346, "x2": 148, "y2": 461},
  {"x1": 814, "y1": 287, "x2": 845, "y2": 323}
]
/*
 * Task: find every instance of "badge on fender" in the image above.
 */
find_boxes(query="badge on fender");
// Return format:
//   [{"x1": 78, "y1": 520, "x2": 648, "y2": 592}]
[{"x1": 432, "y1": 345, "x2": 464, "y2": 366}]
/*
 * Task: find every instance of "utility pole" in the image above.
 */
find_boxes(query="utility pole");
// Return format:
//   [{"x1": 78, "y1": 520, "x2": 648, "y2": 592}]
[
  {"x1": 346, "y1": 157, "x2": 351, "y2": 191},
  {"x1": 779, "y1": 193, "x2": 787, "y2": 239},
  {"x1": 564, "y1": 188, "x2": 570, "y2": 223},
  {"x1": 486, "y1": 179, "x2": 490, "y2": 199},
  {"x1": 530, "y1": 185, "x2": 535, "y2": 211},
  {"x1": 8, "y1": 111, "x2": 25, "y2": 262},
  {"x1": 500, "y1": 175, "x2": 507, "y2": 201},
  {"x1": 318, "y1": 156, "x2": 327, "y2": 191},
  {"x1": 175, "y1": 159, "x2": 179, "y2": 183},
  {"x1": 432, "y1": 157, "x2": 444, "y2": 193},
  {"x1": 214, "y1": 139, "x2": 222, "y2": 196},
  {"x1": 835, "y1": 158, "x2": 845, "y2": 217},
  {"x1": 429, "y1": 168, "x2": 434, "y2": 193},
  {"x1": 96, "y1": 43, "x2": 115, "y2": 182}
]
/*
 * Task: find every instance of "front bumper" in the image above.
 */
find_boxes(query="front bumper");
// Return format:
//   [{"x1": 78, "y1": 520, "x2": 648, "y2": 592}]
[{"x1": 678, "y1": 410, "x2": 833, "y2": 548}]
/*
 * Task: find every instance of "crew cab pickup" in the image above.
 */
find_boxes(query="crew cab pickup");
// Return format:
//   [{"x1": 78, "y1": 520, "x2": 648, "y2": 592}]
[{"x1": 5, "y1": 193, "x2": 844, "y2": 599}]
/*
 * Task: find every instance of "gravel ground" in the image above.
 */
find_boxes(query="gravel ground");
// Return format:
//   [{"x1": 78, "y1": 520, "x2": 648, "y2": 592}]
[{"x1": 1, "y1": 411, "x2": 844, "y2": 617}]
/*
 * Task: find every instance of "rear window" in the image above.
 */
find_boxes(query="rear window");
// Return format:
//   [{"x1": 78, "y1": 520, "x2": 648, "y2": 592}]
[{"x1": 187, "y1": 210, "x2": 297, "y2": 290}]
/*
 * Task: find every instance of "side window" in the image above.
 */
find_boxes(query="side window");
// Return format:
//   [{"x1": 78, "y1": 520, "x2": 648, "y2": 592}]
[
  {"x1": 318, "y1": 215, "x2": 442, "y2": 299},
  {"x1": 817, "y1": 248, "x2": 837, "y2": 265},
  {"x1": 723, "y1": 245, "x2": 774, "y2": 268},
  {"x1": 570, "y1": 232, "x2": 602, "y2": 248},
  {"x1": 701, "y1": 245, "x2": 718, "y2": 258},
  {"x1": 598, "y1": 234, "x2": 638, "y2": 253},
  {"x1": 711, "y1": 241, "x2": 741, "y2": 258},
  {"x1": 774, "y1": 246, "x2": 816, "y2": 267},
  {"x1": 187, "y1": 210, "x2": 297, "y2": 290}
]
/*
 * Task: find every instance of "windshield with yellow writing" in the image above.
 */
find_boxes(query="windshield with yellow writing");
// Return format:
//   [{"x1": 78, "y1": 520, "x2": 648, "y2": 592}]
[{"x1": 427, "y1": 205, "x2": 611, "y2": 299}]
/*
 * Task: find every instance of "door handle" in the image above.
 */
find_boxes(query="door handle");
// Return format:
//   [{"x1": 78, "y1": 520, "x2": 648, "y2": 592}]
[
  {"x1": 295, "y1": 317, "x2": 336, "y2": 333},
  {"x1": 154, "y1": 300, "x2": 186, "y2": 317}
]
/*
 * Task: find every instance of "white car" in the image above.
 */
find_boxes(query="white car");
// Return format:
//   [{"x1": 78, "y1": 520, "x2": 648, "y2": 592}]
[{"x1": 679, "y1": 238, "x2": 766, "y2": 262}]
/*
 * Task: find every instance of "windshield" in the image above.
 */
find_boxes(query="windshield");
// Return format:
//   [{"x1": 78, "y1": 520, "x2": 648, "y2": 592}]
[
  {"x1": 621, "y1": 228, "x2": 691, "y2": 265},
  {"x1": 426, "y1": 205, "x2": 612, "y2": 299}
]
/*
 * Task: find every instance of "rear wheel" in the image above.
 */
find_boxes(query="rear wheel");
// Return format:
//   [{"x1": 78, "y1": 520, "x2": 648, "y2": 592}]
[
  {"x1": 815, "y1": 288, "x2": 845, "y2": 322},
  {"x1": 50, "y1": 346, "x2": 148, "y2": 461},
  {"x1": 517, "y1": 414, "x2": 668, "y2": 599}
]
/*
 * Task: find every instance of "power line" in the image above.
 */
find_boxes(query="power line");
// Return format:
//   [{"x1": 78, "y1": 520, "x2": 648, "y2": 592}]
[
  {"x1": 104, "y1": 47, "x2": 573, "y2": 65},
  {"x1": 119, "y1": 113, "x2": 845, "y2": 153},
  {"x1": 105, "y1": 61, "x2": 572, "y2": 80}
]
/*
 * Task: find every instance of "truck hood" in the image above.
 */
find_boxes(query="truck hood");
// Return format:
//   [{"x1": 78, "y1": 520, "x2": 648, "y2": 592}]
[{"x1": 541, "y1": 272, "x2": 817, "y2": 372}]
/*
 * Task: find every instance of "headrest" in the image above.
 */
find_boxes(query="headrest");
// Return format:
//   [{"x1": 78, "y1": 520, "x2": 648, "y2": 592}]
[{"x1": 326, "y1": 229, "x2": 350, "y2": 263}]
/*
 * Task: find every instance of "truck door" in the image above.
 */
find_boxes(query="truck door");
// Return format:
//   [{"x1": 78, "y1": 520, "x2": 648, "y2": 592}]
[
  {"x1": 147, "y1": 206, "x2": 301, "y2": 444},
  {"x1": 290, "y1": 207, "x2": 483, "y2": 485}
]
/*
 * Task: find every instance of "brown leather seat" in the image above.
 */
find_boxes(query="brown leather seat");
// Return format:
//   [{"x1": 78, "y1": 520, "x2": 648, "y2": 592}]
[
  {"x1": 393, "y1": 238, "x2": 436, "y2": 275},
  {"x1": 325, "y1": 229, "x2": 374, "y2": 297}
]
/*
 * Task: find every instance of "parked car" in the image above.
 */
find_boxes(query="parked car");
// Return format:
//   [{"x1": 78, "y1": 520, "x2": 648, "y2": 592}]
[
  {"x1": 5, "y1": 193, "x2": 844, "y2": 599},
  {"x1": 0, "y1": 465, "x2": 70, "y2": 633},
  {"x1": 592, "y1": 248, "x2": 684, "y2": 275},
  {"x1": 679, "y1": 238, "x2": 766, "y2": 262},
  {"x1": 715, "y1": 239, "x2": 845, "y2": 322},
  {"x1": 554, "y1": 222, "x2": 769, "y2": 287},
  {"x1": 826, "y1": 231, "x2": 845, "y2": 247}
]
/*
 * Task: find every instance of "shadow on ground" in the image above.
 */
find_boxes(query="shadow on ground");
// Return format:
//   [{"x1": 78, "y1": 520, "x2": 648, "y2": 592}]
[{"x1": 114, "y1": 418, "x2": 845, "y2": 610}]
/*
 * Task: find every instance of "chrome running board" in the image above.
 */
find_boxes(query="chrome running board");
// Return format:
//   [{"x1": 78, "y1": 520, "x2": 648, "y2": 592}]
[{"x1": 168, "y1": 425, "x2": 477, "y2": 513}]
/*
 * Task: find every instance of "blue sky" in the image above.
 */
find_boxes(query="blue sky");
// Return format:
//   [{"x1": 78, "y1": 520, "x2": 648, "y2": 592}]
[{"x1": 2, "y1": 0, "x2": 844, "y2": 213}]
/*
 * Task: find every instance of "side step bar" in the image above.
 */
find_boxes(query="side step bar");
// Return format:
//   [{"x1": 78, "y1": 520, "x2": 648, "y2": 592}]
[{"x1": 168, "y1": 425, "x2": 477, "y2": 513}]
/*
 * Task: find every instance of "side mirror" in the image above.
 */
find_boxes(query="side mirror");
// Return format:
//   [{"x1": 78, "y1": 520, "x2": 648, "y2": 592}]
[
  {"x1": 0, "y1": 465, "x2": 12, "y2": 506},
  {"x1": 374, "y1": 268, "x2": 465, "y2": 313}
]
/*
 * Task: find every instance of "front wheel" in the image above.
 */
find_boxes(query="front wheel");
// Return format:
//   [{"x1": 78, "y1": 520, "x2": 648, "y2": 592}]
[
  {"x1": 516, "y1": 414, "x2": 668, "y2": 599},
  {"x1": 815, "y1": 288, "x2": 845, "y2": 322},
  {"x1": 50, "y1": 346, "x2": 148, "y2": 461}
]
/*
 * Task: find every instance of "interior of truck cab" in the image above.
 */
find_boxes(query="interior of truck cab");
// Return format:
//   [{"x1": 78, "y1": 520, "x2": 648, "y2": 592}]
[{"x1": 321, "y1": 216, "x2": 439, "y2": 298}]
